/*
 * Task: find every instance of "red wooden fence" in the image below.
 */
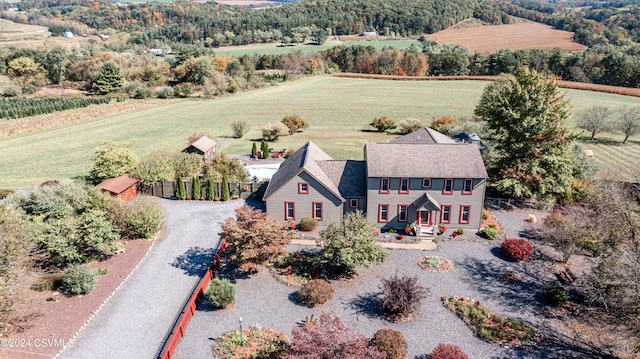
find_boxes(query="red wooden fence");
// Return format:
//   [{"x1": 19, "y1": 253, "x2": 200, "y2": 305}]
[{"x1": 158, "y1": 240, "x2": 227, "y2": 359}]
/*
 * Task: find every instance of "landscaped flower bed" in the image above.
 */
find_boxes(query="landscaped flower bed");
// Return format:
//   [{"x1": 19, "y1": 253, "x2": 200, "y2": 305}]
[
  {"x1": 418, "y1": 256, "x2": 454, "y2": 273},
  {"x1": 443, "y1": 296, "x2": 536, "y2": 348},
  {"x1": 213, "y1": 327, "x2": 290, "y2": 359}
]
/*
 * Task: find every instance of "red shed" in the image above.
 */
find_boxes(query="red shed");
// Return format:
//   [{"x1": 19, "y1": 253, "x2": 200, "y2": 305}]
[
  {"x1": 97, "y1": 174, "x2": 140, "y2": 203},
  {"x1": 182, "y1": 136, "x2": 217, "y2": 162}
]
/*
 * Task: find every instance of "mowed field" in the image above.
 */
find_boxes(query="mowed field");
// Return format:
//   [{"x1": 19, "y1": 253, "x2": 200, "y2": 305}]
[
  {"x1": 213, "y1": 39, "x2": 420, "y2": 56},
  {"x1": 424, "y1": 20, "x2": 588, "y2": 53},
  {"x1": 1, "y1": 77, "x2": 640, "y2": 189}
]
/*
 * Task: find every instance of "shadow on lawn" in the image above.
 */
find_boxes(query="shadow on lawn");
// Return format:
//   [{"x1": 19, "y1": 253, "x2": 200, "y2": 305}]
[{"x1": 171, "y1": 246, "x2": 218, "y2": 276}]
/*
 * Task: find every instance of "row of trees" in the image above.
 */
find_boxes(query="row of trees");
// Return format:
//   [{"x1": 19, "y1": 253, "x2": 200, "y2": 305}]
[
  {"x1": 10, "y1": 0, "x2": 477, "y2": 46},
  {"x1": 0, "y1": 96, "x2": 111, "y2": 119},
  {"x1": 576, "y1": 105, "x2": 640, "y2": 143}
]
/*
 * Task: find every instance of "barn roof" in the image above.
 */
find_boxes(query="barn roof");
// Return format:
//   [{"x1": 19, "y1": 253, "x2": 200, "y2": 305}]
[
  {"x1": 184, "y1": 136, "x2": 216, "y2": 153},
  {"x1": 97, "y1": 174, "x2": 140, "y2": 195}
]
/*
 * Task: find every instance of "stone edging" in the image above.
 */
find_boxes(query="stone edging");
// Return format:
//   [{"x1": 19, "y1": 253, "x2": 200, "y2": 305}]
[{"x1": 54, "y1": 231, "x2": 161, "y2": 358}]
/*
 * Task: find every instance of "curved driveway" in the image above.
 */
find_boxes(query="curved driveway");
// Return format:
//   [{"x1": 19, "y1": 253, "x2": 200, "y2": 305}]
[{"x1": 60, "y1": 198, "x2": 241, "y2": 359}]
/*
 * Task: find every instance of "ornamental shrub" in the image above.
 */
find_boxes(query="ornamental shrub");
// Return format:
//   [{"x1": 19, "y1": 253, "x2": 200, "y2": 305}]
[
  {"x1": 370, "y1": 116, "x2": 396, "y2": 132},
  {"x1": 60, "y1": 265, "x2": 97, "y2": 295},
  {"x1": 205, "y1": 278, "x2": 235, "y2": 309},
  {"x1": 175, "y1": 176, "x2": 186, "y2": 200},
  {"x1": 299, "y1": 279, "x2": 334, "y2": 307},
  {"x1": 206, "y1": 177, "x2": 215, "y2": 200},
  {"x1": 126, "y1": 197, "x2": 164, "y2": 239},
  {"x1": 380, "y1": 273, "x2": 429, "y2": 321},
  {"x1": 192, "y1": 175, "x2": 201, "y2": 200},
  {"x1": 480, "y1": 227, "x2": 499, "y2": 240},
  {"x1": 231, "y1": 120, "x2": 249, "y2": 138},
  {"x1": 430, "y1": 343, "x2": 468, "y2": 359},
  {"x1": 370, "y1": 329, "x2": 408, "y2": 359},
  {"x1": 501, "y1": 239, "x2": 533, "y2": 261},
  {"x1": 545, "y1": 286, "x2": 569, "y2": 305},
  {"x1": 221, "y1": 176, "x2": 230, "y2": 201},
  {"x1": 298, "y1": 217, "x2": 318, "y2": 232}
]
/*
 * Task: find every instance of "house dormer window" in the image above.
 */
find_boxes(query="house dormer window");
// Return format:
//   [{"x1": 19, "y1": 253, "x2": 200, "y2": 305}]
[
  {"x1": 462, "y1": 179, "x2": 473, "y2": 195},
  {"x1": 422, "y1": 178, "x2": 431, "y2": 188},
  {"x1": 399, "y1": 178, "x2": 409, "y2": 194},
  {"x1": 298, "y1": 182, "x2": 309, "y2": 194},
  {"x1": 443, "y1": 179, "x2": 453, "y2": 194},
  {"x1": 380, "y1": 178, "x2": 390, "y2": 194}
]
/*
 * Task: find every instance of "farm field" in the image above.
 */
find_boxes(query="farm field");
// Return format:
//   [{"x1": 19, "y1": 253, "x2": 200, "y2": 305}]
[
  {"x1": 213, "y1": 39, "x2": 420, "y2": 56},
  {"x1": 1, "y1": 77, "x2": 639, "y2": 189},
  {"x1": 424, "y1": 20, "x2": 588, "y2": 53}
]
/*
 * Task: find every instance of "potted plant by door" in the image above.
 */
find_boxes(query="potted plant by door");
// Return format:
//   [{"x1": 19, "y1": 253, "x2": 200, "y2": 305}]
[
  {"x1": 438, "y1": 224, "x2": 447, "y2": 235},
  {"x1": 287, "y1": 220, "x2": 296, "y2": 230}
]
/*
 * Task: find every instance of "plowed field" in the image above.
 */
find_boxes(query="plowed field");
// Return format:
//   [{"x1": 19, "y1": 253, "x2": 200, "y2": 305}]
[{"x1": 425, "y1": 20, "x2": 587, "y2": 53}]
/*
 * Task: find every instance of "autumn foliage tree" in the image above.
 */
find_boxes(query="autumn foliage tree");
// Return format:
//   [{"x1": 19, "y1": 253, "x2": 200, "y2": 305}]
[
  {"x1": 285, "y1": 312, "x2": 385, "y2": 359},
  {"x1": 220, "y1": 205, "x2": 293, "y2": 273}
]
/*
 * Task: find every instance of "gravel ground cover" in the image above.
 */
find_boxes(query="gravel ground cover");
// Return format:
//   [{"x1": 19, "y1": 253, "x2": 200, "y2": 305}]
[{"x1": 175, "y1": 210, "x2": 596, "y2": 359}]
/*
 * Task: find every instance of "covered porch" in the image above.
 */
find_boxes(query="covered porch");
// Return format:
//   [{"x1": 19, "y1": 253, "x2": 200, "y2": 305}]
[{"x1": 412, "y1": 193, "x2": 441, "y2": 237}]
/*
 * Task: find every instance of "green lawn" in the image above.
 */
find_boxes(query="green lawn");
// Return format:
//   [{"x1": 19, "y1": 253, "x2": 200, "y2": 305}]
[
  {"x1": 1, "y1": 76, "x2": 639, "y2": 189},
  {"x1": 213, "y1": 39, "x2": 420, "y2": 57}
]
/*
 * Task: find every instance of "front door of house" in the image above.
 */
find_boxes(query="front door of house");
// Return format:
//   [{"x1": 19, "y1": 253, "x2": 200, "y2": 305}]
[{"x1": 419, "y1": 211, "x2": 430, "y2": 225}]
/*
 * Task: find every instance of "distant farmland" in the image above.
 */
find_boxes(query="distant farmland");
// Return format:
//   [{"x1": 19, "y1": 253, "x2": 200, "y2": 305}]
[
  {"x1": 0, "y1": 77, "x2": 639, "y2": 188},
  {"x1": 424, "y1": 19, "x2": 587, "y2": 53}
]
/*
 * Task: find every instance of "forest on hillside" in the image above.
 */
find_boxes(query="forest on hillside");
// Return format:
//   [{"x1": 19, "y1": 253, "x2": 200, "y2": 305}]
[{"x1": 1, "y1": 0, "x2": 640, "y2": 99}]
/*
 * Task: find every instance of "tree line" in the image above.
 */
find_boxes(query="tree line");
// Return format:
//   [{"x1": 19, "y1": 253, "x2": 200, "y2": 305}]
[
  {"x1": 8, "y1": 0, "x2": 476, "y2": 46},
  {"x1": 0, "y1": 96, "x2": 111, "y2": 119}
]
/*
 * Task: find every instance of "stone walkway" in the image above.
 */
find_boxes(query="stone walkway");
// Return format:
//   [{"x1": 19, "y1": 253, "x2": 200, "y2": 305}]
[{"x1": 59, "y1": 199, "x2": 242, "y2": 359}]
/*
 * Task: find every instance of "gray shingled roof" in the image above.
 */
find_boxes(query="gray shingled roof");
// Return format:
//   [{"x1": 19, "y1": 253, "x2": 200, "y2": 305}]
[
  {"x1": 412, "y1": 193, "x2": 441, "y2": 211},
  {"x1": 317, "y1": 160, "x2": 367, "y2": 197},
  {"x1": 389, "y1": 127, "x2": 456, "y2": 144},
  {"x1": 183, "y1": 136, "x2": 216, "y2": 153},
  {"x1": 365, "y1": 143, "x2": 488, "y2": 178},
  {"x1": 263, "y1": 141, "x2": 344, "y2": 201}
]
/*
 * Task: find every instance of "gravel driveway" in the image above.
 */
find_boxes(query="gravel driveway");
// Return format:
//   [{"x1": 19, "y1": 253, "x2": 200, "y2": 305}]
[
  {"x1": 174, "y1": 209, "x2": 594, "y2": 359},
  {"x1": 60, "y1": 198, "x2": 242, "y2": 359}
]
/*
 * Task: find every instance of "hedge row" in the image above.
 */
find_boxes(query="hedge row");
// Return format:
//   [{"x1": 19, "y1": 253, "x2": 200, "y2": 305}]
[{"x1": 0, "y1": 97, "x2": 111, "y2": 119}]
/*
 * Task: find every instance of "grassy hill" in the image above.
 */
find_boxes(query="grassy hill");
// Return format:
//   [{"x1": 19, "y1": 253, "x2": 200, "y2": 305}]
[{"x1": 1, "y1": 76, "x2": 639, "y2": 189}]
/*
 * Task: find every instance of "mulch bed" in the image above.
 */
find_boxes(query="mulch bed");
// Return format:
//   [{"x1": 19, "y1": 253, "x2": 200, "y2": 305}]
[
  {"x1": 418, "y1": 256, "x2": 454, "y2": 273},
  {"x1": 1, "y1": 239, "x2": 153, "y2": 359}
]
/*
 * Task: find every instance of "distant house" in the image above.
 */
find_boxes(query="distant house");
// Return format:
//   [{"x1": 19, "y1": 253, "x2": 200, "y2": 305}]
[
  {"x1": 264, "y1": 128, "x2": 488, "y2": 233},
  {"x1": 97, "y1": 174, "x2": 140, "y2": 203},
  {"x1": 182, "y1": 136, "x2": 217, "y2": 162}
]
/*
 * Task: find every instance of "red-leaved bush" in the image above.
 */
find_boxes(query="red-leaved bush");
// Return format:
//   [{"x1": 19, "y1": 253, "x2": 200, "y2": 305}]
[
  {"x1": 430, "y1": 343, "x2": 468, "y2": 359},
  {"x1": 286, "y1": 312, "x2": 385, "y2": 359},
  {"x1": 501, "y1": 238, "x2": 533, "y2": 261}
]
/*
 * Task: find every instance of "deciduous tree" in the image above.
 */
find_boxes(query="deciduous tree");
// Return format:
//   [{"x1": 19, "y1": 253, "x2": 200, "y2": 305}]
[
  {"x1": 220, "y1": 205, "x2": 293, "y2": 272},
  {"x1": 576, "y1": 105, "x2": 612, "y2": 140},
  {"x1": 616, "y1": 106, "x2": 640, "y2": 144},
  {"x1": 474, "y1": 67, "x2": 575, "y2": 201},
  {"x1": 89, "y1": 139, "x2": 138, "y2": 184}
]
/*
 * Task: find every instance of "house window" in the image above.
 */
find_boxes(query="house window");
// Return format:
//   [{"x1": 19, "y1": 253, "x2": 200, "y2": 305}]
[
  {"x1": 380, "y1": 178, "x2": 390, "y2": 194},
  {"x1": 378, "y1": 204, "x2": 389, "y2": 223},
  {"x1": 399, "y1": 178, "x2": 409, "y2": 194},
  {"x1": 349, "y1": 198, "x2": 359, "y2": 208},
  {"x1": 459, "y1": 205, "x2": 471, "y2": 224},
  {"x1": 443, "y1": 179, "x2": 453, "y2": 194},
  {"x1": 441, "y1": 204, "x2": 452, "y2": 224},
  {"x1": 313, "y1": 202, "x2": 324, "y2": 221},
  {"x1": 422, "y1": 178, "x2": 431, "y2": 188},
  {"x1": 462, "y1": 179, "x2": 473, "y2": 195},
  {"x1": 398, "y1": 204, "x2": 408, "y2": 222},
  {"x1": 298, "y1": 182, "x2": 309, "y2": 194},
  {"x1": 284, "y1": 201, "x2": 296, "y2": 220}
]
